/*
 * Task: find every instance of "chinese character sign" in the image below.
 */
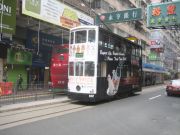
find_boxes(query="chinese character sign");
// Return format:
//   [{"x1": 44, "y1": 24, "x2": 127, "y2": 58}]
[
  {"x1": 96, "y1": 8, "x2": 142, "y2": 24},
  {"x1": 148, "y1": 53, "x2": 157, "y2": 60},
  {"x1": 147, "y1": 1, "x2": 180, "y2": 28}
]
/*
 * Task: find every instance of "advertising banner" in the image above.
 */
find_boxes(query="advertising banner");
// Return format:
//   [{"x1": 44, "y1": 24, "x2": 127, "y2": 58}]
[
  {"x1": 0, "y1": 82, "x2": 13, "y2": 96},
  {"x1": 7, "y1": 49, "x2": 32, "y2": 65},
  {"x1": 0, "y1": 0, "x2": 16, "y2": 34},
  {"x1": 22, "y1": 0, "x2": 94, "y2": 29},
  {"x1": 150, "y1": 39, "x2": 163, "y2": 48},
  {"x1": 147, "y1": 1, "x2": 180, "y2": 28},
  {"x1": 26, "y1": 29, "x2": 64, "y2": 67},
  {"x1": 26, "y1": 29, "x2": 63, "y2": 50}
]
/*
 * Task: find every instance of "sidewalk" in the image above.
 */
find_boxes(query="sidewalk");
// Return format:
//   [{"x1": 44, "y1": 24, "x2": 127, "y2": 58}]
[{"x1": 0, "y1": 97, "x2": 70, "y2": 113}]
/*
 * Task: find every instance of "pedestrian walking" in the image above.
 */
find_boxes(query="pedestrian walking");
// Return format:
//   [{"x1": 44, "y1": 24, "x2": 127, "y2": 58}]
[
  {"x1": 16, "y1": 74, "x2": 23, "y2": 91},
  {"x1": 2, "y1": 73, "x2": 7, "y2": 82},
  {"x1": 32, "y1": 74, "x2": 38, "y2": 90}
]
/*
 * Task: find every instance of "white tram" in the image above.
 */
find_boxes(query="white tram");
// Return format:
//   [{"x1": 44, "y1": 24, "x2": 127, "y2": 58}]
[{"x1": 68, "y1": 26, "x2": 142, "y2": 102}]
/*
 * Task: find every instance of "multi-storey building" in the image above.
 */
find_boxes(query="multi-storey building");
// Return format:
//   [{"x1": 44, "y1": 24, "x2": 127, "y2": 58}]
[{"x1": 0, "y1": 0, "x2": 179, "y2": 86}]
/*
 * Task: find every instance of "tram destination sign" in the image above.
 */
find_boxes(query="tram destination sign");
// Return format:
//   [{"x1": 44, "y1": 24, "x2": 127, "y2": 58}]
[
  {"x1": 96, "y1": 8, "x2": 142, "y2": 24},
  {"x1": 147, "y1": 1, "x2": 180, "y2": 28}
]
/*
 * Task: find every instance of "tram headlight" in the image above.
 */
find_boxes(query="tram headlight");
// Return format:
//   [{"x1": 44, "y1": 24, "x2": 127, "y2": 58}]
[{"x1": 76, "y1": 85, "x2": 81, "y2": 91}]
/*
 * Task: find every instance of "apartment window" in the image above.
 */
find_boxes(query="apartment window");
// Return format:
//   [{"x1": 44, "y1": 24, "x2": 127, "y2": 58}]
[
  {"x1": 101, "y1": 0, "x2": 109, "y2": 11},
  {"x1": 91, "y1": 0, "x2": 101, "y2": 8}
]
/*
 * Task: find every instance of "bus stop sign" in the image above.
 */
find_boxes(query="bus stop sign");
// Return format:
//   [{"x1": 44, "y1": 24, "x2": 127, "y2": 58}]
[{"x1": 96, "y1": 8, "x2": 142, "y2": 25}]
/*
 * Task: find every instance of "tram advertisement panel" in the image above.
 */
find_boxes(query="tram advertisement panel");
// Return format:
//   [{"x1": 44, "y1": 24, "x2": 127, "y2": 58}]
[{"x1": 98, "y1": 45, "x2": 128, "y2": 96}]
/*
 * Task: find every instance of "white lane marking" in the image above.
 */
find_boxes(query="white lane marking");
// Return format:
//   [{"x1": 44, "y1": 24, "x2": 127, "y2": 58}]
[{"x1": 149, "y1": 95, "x2": 161, "y2": 100}]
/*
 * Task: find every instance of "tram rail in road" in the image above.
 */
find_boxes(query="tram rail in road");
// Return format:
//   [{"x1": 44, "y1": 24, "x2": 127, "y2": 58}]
[
  {"x1": 0, "y1": 101, "x2": 93, "y2": 130},
  {"x1": 0, "y1": 84, "x2": 166, "y2": 130}
]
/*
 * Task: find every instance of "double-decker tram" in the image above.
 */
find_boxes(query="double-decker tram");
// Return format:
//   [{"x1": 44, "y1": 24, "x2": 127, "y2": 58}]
[
  {"x1": 50, "y1": 44, "x2": 69, "y2": 91},
  {"x1": 68, "y1": 26, "x2": 142, "y2": 102}
]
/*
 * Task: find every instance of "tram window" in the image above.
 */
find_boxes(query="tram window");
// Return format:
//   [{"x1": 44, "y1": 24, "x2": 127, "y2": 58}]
[
  {"x1": 133, "y1": 67, "x2": 139, "y2": 77},
  {"x1": 99, "y1": 41, "x2": 103, "y2": 46},
  {"x1": 131, "y1": 66, "x2": 139, "y2": 77},
  {"x1": 108, "y1": 43, "x2": 112, "y2": 49},
  {"x1": 97, "y1": 62, "x2": 107, "y2": 77},
  {"x1": 117, "y1": 65, "x2": 128, "y2": 78},
  {"x1": 110, "y1": 37, "x2": 119, "y2": 50},
  {"x1": 70, "y1": 32, "x2": 74, "y2": 44},
  {"x1": 120, "y1": 42, "x2": 126, "y2": 53},
  {"x1": 69, "y1": 62, "x2": 74, "y2": 76},
  {"x1": 111, "y1": 44, "x2": 114, "y2": 49},
  {"x1": 75, "y1": 31, "x2": 87, "y2": 43},
  {"x1": 103, "y1": 36, "x2": 109, "y2": 48},
  {"x1": 132, "y1": 47, "x2": 136, "y2": 55},
  {"x1": 85, "y1": 62, "x2": 95, "y2": 76},
  {"x1": 98, "y1": 33, "x2": 104, "y2": 46},
  {"x1": 101, "y1": 62, "x2": 107, "y2": 77},
  {"x1": 104, "y1": 42, "x2": 108, "y2": 48},
  {"x1": 75, "y1": 62, "x2": 83, "y2": 76},
  {"x1": 136, "y1": 49, "x2": 141, "y2": 56},
  {"x1": 88, "y1": 30, "x2": 95, "y2": 43}
]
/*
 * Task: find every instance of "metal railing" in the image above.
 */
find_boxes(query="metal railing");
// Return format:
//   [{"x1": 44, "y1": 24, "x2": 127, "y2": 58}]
[{"x1": 0, "y1": 82, "x2": 66, "y2": 106}]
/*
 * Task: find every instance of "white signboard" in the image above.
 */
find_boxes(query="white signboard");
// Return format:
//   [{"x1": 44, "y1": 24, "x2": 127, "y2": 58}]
[{"x1": 22, "y1": 0, "x2": 94, "y2": 29}]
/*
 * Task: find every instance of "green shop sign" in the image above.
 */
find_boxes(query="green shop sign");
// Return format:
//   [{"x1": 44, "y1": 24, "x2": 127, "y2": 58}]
[
  {"x1": 148, "y1": 53, "x2": 157, "y2": 60},
  {"x1": 7, "y1": 49, "x2": 32, "y2": 65},
  {"x1": 147, "y1": 1, "x2": 180, "y2": 28},
  {"x1": 96, "y1": 8, "x2": 142, "y2": 25},
  {"x1": 0, "y1": 0, "x2": 16, "y2": 34}
]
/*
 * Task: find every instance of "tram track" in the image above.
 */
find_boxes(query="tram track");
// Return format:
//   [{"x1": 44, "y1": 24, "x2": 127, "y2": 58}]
[
  {"x1": 0, "y1": 101, "x2": 73, "y2": 117},
  {"x1": 0, "y1": 101, "x2": 93, "y2": 130}
]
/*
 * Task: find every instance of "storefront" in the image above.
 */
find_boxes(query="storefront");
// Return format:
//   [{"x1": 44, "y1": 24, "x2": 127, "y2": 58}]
[
  {"x1": 1, "y1": 0, "x2": 94, "y2": 88},
  {"x1": 0, "y1": 0, "x2": 16, "y2": 84},
  {"x1": 142, "y1": 63, "x2": 166, "y2": 86},
  {"x1": 25, "y1": 29, "x2": 67, "y2": 86},
  {"x1": 20, "y1": 0, "x2": 93, "y2": 86},
  {"x1": 6, "y1": 48, "x2": 32, "y2": 89}
]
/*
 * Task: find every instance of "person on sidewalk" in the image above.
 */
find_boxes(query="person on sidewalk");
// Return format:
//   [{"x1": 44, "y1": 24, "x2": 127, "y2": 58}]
[
  {"x1": 16, "y1": 74, "x2": 23, "y2": 91},
  {"x1": 32, "y1": 74, "x2": 38, "y2": 90}
]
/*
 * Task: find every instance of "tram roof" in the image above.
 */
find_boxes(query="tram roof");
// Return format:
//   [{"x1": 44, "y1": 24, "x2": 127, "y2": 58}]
[{"x1": 70, "y1": 25, "x2": 98, "y2": 31}]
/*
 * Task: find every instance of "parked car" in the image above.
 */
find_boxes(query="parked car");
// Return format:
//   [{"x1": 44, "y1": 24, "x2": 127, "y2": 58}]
[{"x1": 166, "y1": 79, "x2": 180, "y2": 96}]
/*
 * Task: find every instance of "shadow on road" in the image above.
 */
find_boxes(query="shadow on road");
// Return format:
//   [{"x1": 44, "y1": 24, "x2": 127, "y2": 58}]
[{"x1": 71, "y1": 93, "x2": 141, "y2": 106}]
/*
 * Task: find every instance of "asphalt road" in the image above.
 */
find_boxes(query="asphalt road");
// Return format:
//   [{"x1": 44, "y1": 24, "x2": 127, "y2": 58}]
[{"x1": 0, "y1": 85, "x2": 180, "y2": 135}]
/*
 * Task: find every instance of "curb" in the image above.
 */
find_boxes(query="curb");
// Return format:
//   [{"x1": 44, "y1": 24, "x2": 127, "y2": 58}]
[
  {"x1": 142, "y1": 84, "x2": 165, "y2": 89},
  {"x1": 0, "y1": 97, "x2": 71, "y2": 113}
]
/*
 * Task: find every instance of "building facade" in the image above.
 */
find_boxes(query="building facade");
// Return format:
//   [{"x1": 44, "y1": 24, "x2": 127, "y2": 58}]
[{"x1": 0, "y1": 0, "x2": 180, "y2": 88}]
